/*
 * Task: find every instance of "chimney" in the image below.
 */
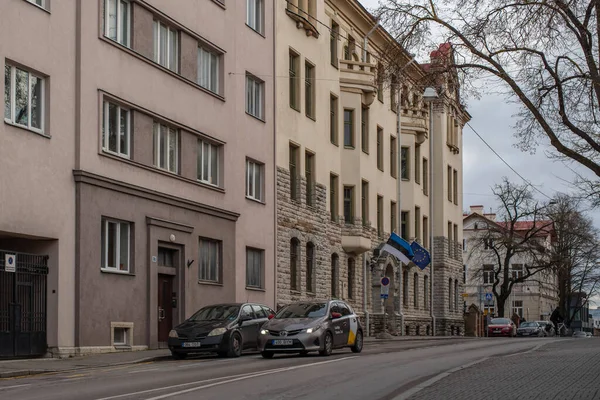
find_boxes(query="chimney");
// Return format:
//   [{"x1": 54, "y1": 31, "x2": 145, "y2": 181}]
[
  {"x1": 470, "y1": 205, "x2": 484, "y2": 215},
  {"x1": 484, "y1": 213, "x2": 496, "y2": 221}
]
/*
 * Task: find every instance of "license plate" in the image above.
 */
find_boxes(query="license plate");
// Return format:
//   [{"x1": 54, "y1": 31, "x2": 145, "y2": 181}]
[
  {"x1": 522, "y1": 332, "x2": 529, "y2": 336},
  {"x1": 494, "y1": 330, "x2": 501, "y2": 333},
  {"x1": 182, "y1": 342, "x2": 201, "y2": 348},
  {"x1": 272, "y1": 339, "x2": 293, "y2": 346}
]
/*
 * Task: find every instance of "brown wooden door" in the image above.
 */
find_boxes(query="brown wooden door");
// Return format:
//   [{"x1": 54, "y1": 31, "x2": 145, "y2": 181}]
[{"x1": 157, "y1": 274, "x2": 174, "y2": 345}]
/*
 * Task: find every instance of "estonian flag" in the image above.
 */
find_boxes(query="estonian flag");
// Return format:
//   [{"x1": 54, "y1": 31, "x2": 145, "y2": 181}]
[
  {"x1": 410, "y1": 241, "x2": 431, "y2": 270},
  {"x1": 381, "y1": 233, "x2": 414, "y2": 266}
]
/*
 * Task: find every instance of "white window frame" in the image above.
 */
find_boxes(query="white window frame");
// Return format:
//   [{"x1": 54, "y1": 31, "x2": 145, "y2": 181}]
[
  {"x1": 246, "y1": 159, "x2": 263, "y2": 202},
  {"x1": 153, "y1": 20, "x2": 178, "y2": 72},
  {"x1": 153, "y1": 122, "x2": 179, "y2": 173},
  {"x1": 104, "y1": 0, "x2": 131, "y2": 47},
  {"x1": 198, "y1": 238, "x2": 221, "y2": 283},
  {"x1": 512, "y1": 300, "x2": 524, "y2": 317},
  {"x1": 197, "y1": 139, "x2": 220, "y2": 186},
  {"x1": 245, "y1": 74, "x2": 264, "y2": 119},
  {"x1": 197, "y1": 47, "x2": 220, "y2": 94},
  {"x1": 27, "y1": 0, "x2": 46, "y2": 9},
  {"x1": 102, "y1": 100, "x2": 130, "y2": 158},
  {"x1": 4, "y1": 65, "x2": 45, "y2": 134},
  {"x1": 101, "y1": 219, "x2": 131, "y2": 273},
  {"x1": 246, "y1": 0, "x2": 264, "y2": 34}
]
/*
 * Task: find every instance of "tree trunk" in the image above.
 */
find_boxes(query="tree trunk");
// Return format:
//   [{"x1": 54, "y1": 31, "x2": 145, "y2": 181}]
[{"x1": 496, "y1": 296, "x2": 507, "y2": 318}]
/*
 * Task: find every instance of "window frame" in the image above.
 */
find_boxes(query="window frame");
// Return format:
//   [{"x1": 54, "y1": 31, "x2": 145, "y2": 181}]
[
  {"x1": 197, "y1": 139, "x2": 220, "y2": 187},
  {"x1": 305, "y1": 151, "x2": 315, "y2": 206},
  {"x1": 289, "y1": 143, "x2": 299, "y2": 201},
  {"x1": 330, "y1": 173, "x2": 338, "y2": 222},
  {"x1": 289, "y1": 51, "x2": 300, "y2": 111},
  {"x1": 198, "y1": 238, "x2": 222, "y2": 283},
  {"x1": 153, "y1": 122, "x2": 179, "y2": 174},
  {"x1": 246, "y1": 247, "x2": 264, "y2": 289},
  {"x1": 423, "y1": 158, "x2": 429, "y2": 195},
  {"x1": 198, "y1": 46, "x2": 220, "y2": 94},
  {"x1": 102, "y1": 99, "x2": 130, "y2": 158},
  {"x1": 306, "y1": 242, "x2": 315, "y2": 293},
  {"x1": 101, "y1": 218, "x2": 131, "y2": 274},
  {"x1": 390, "y1": 201, "x2": 397, "y2": 234},
  {"x1": 415, "y1": 144, "x2": 421, "y2": 184},
  {"x1": 246, "y1": 0, "x2": 264, "y2": 35},
  {"x1": 390, "y1": 136, "x2": 397, "y2": 178},
  {"x1": 104, "y1": 0, "x2": 131, "y2": 48},
  {"x1": 361, "y1": 180, "x2": 369, "y2": 227},
  {"x1": 377, "y1": 195, "x2": 383, "y2": 238},
  {"x1": 153, "y1": 20, "x2": 179, "y2": 72},
  {"x1": 4, "y1": 64, "x2": 46, "y2": 135},
  {"x1": 376, "y1": 126, "x2": 384, "y2": 171},
  {"x1": 401, "y1": 146, "x2": 409, "y2": 180},
  {"x1": 343, "y1": 109, "x2": 354, "y2": 148},
  {"x1": 483, "y1": 264, "x2": 494, "y2": 285},
  {"x1": 361, "y1": 105, "x2": 369, "y2": 153},
  {"x1": 305, "y1": 61, "x2": 315, "y2": 119},
  {"x1": 343, "y1": 185, "x2": 355, "y2": 225},
  {"x1": 246, "y1": 73, "x2": 264, "y2": 120},
  {"x1": 330, "y1": 93, "x2": 338, "y2": 145},
  {"x1": 245, "y1": 158, "x2": 264, "y2": 202},
  {"x1": 290, "y1": 238, "x2": 299, "y2": 291}
]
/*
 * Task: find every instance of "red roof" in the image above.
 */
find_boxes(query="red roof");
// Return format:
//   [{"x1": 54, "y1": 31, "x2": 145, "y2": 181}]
[{"x1": 497, "y1": 220, "x2": 554, "y2": 235}]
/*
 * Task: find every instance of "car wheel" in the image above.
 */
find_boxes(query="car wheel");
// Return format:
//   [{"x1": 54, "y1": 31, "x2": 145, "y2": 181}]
[
  {"x1": 319, "y1": 332, "x2": 333, "y2": 356},
  {"x1": 171, "y1": 352, "x2": 187, "y2": 360},
  {"x1": 227, "y1": 332, "x2": 242, "y2": 358},
  {"x1": 351, "y1": 330, "x2": 363, "y2": 353},
  {"x1": 261, "y1": 351, "x2": 274, "y2": 359},
  {"x1": 538, "y1": 330, "x2": 544, "y2": 337}
]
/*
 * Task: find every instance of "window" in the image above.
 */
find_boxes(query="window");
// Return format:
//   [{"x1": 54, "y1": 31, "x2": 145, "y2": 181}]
[
  {"x1": 246, "y1": 248, "x2": 264, "y2": 288},
  {"x1": 199, "y1": 239, "x2": 221, "y2": 282},
  {"x1": 330, "y1": 22, "x2": 339, "y2": 66},
  {"x1": 305, "y1": 62, "x2": 315, "y2": 119},
  {"x1": 246, "y1": 74, "x2": 264, "y2": 119},
  {"x1": 27, "y1": 0, "x2": 46, "y2": 7},
  {"x1": 423, "y1": 216, "x2": 429, "y2": 248},
  {"x1": 453, "y1": 224, "x2": 459, "y2": 253},
  {"x1": 343, "y1": 186, "x2": 354, "y2": 225},
  {"x1": 330, "y1": 174, "x2": 338, "y2": 222},
  {"x1": 483, "y1": 264, "x2": 494, "y2": 285},
  {"x1": 376, "y1": 127, "x2": 384, "y2": 171},
  {"x1": 252, "y1": 305, "x2": 267, "y2": 318},
  {"x1": 512, "y1": 300, "x2": 523, "y2": 318},
  {"x1": 290, "y1": 238, "x2": 299, "y2": 291},
  {"x1": 453, "y1": 169, "x2": 458, "y2": 205},
  {"x1": 331, "y1": 254, "x2": 339, "y2": 298},
  {"x1": 197, "y1": 139, "x2": 219, "y2": 186},
  {"x1": 484, "y1": 304, "x2": 495, "y2": 316},
  {"x1": 246, "y1": 0, "x2": 263, "y2": 33},
  {"x1": 4, "y1": 65, "x2": 44, "y2": 134},
  {"x1": 306, "y1": 242, "x2": 315, "y2": 293},
  {"x1": 361, "y1": 180, "x2": 369, "y2": 226},
  {"x1": 153, "y1": 21, "x2": 178, "y2": 72},
  {"x1": 102, "y1": 100, "x2": 130, "y2": 158},
  {"x1": 377, "y1": 64, "x2": 384, "y2": 103},
  {"x1": 424, "y1": 275, "x2": 429, "y2": 310},
  {"x1": 113, "y1": 327, "x2": 128, "y2": 346},
  {"x1": 377, "y1": 195, "x2": 383, "y2": 237},
  {"x1": 289, "y1": 51, "x2": 300, "y2": 110},
  {"x1": 330, "y1": 94, "x2": 338, "y2": 144},
  {"x1": 390, "y1": 136, "x2": 397, "y2": 178},
  {"x1": 454, "y1": 279, "x2": 459, "y2": 312},
  {"x1": 415, "y1": 206, "x2": 421, "y2": 243},
  {"x1": 305, "y1": 151, "x2": 315, "y2": 206},
  {"x1": 343, "y1": 109, "x2": 354, "y2": 147},
  {"x1": 289, "y1": 144, "x2": 299, "y2": 200},
  {"x1": 414, "y1": 273, "x2": 419, "y2": 308},
  {"x1": 104, "y1": 0, "x2": 130, "y2": 47},
  {"x1": 401, "y1": 147, "x2": 409, "y2": 180},
  {"x1": 511, "y1": 264, "x2": 524, "y2": 280},
  {"x1": 390, "y1": 201, "x2": 397, "y2": 234},
  {"x1": 463, "y1": 264, "x2": 467, "y2": 284},
  {"x1": 157, "y1": 247, "x2": 176, "y2": 267},
  {"x1": 448, "y1": 279, "x2": 453, "y2": 311},
  {"x1": 448, "y1": 221, "x2": 453, "y2": 256},
  {"x1": 403, "y1": 270, "x2": 409, "y2": 305},
  {"x1": 348, "y1": 258, "x2": 355, "y2": 299},
  {"x1": 101, "y1": 218, "x2": 130, "y2": 273},
  {"x1": 153, "y1": 123, "x2": 178, "y2": 173},
  {"x1": 401, "y1": 211, "x2": 409, "y2": 240},
  {"x1": 415, "y1": 144, "x2": 421, "y2": 184},
  {"x1": 447, "y1": 165, "x2": 453, "y2": 202},
  {"x1": 246, "y1": 159, "x2": 263, "y2": 201},
  {"x1": 423, "y1": 158, "x2": 429, "y2": 195},
  {"x1": 361, "y1": 105, "x2": 369, "y2": 153},
  {"x1": 198, "y1": 47, "x2": 220, "y2": 94}
]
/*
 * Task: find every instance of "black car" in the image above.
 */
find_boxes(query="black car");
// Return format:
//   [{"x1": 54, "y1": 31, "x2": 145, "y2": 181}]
[
  {"x1": 168, "y1": 303, "x2": 275, "y2": 359},
  {"x1": 516, "y1": 321, "x2": 544, "y2": 337}
]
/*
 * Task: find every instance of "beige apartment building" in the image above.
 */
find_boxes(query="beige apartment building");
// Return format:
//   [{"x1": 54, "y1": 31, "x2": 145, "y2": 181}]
[
  {"x1": 275, "y1": 0, "x2": 469, "y2": 335},
  {"x1": 463, "y1": 206, "x2": 559, "y2": 321},
  {"x1": 1, "y1": 0, "x2": 275, "y2": 357}
]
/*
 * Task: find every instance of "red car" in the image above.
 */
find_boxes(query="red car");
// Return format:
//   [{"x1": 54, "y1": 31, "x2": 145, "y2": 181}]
[{"x1": 488, "y1": 318, "x2": 517, "y2": 337}]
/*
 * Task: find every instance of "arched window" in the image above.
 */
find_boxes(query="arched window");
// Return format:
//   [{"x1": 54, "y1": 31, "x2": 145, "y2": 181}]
[
  {"x1": 331, "y1": 253, "x2": 339, "y2": 298},
  {"x1": 403, "y1": 269, "x2": 409, "y2": 305},
  {"x1": 348, "y1": 257, "x2": 355, "y2": 299},
  {"x1": 424, "y1": 275, "x2": 429, "y2": 310},
  {"x1": 413, "y1": 273, "x2": 419, "y2": 308},
  {"x1": 448, "y1": 278, "x2": 453, "y2": 311},
  {"x1": 454, "y1": 279, "x2": 459, "y2": 312},
  {"x1": 290, "y1": 238, "x2": 299, "y2": 291},
  {"x1": 306, "y1": 242, "x2": 315, "y2": 293}
]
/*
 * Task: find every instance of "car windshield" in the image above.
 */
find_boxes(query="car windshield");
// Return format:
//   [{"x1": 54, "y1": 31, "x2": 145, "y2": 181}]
[
  {"x1": 275, "y1": 303, "x2": 328, "y2": 319},
  {"x1": 189, "y1": 305, "x2": 240, "y2": 322},
  {"x1": 491, "y1": 318, "x2": 511, "y2": 325},
  {"x1": 520, "y1": 322, "x2": 537, "y2": 327}
]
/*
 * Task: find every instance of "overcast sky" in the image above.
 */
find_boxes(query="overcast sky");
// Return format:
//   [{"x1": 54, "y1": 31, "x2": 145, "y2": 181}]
[{"x1": 359, "y1": 0, "x2": 600, "y2": 307}]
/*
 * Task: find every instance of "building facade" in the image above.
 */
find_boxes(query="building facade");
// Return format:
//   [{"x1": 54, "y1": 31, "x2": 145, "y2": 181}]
[
  {"x1": 463, "y1": 205, "x2": 559, "y2": 321},
  {"x1": 274, "y1": 0, "x2": 468, "y2": 335},
  {"x1": 1, "y1": 0, "x2": 275, "y2": 357}
]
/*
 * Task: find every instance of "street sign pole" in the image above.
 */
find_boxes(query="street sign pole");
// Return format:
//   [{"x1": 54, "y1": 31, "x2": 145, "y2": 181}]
[{"x1": 380, "y1": 276, "x2": 390, "y2": 333}]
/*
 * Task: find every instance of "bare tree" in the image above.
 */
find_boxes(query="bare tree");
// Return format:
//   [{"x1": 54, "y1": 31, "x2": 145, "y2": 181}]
[
  {"x1": 375, "y1": 0, "x2": 600, "y2": 199},
  {"x1": 467, "y1": 178, "x2": 555, "y2": 317}
]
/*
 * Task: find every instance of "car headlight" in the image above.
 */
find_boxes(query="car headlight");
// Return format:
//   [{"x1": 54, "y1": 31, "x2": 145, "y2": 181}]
[
  {"x1": 306, "y1": 325, "x2": 321, "y2": 334},
  {"x1": 208, "y1": 328, "x2": 227, "y2": 337},
  {"x1": 169, "y1": 330, "x2": 179, "y2": 338},
  {"x1": 260, "y1": 329, "x2": 269, "y2": 335}
]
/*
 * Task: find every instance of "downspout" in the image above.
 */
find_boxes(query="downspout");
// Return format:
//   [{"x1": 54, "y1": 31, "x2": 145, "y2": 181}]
[
  {"x1": 272, "y1": 0, "x2": 278, "y2": 309},
  {"x1": 429, "y1": 100, "x2": 436, "y2": 336}
]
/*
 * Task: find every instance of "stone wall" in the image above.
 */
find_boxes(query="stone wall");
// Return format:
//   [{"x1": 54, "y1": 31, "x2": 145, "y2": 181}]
[{"x1": 432, "y1": 236, "x2": 465, "y2": 335}]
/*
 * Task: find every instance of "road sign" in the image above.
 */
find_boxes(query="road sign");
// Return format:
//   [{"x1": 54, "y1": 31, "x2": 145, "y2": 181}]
[
  {"x1": 380, "y1": 284, "x2": 389, "y2": 296},
  {"x1": 485, "y1": 293, "x2": 493, "y2": 301},
  {"x1": 4, "y1": 254, "x2": 15, "y2": 273},
  {"x1": 381, "y1": 276, "x2": 390, "y2": 286}
]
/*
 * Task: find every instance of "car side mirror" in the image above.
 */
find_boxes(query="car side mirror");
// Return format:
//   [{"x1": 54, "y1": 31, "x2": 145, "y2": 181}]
[
  {"x1": 330, "y1": 312, "x2": 342, "y2": 319},
  {"x1": 268, "y1": 314, "x2": 275, "y2": 320},
  {"x1": 239, "y1": 315, "x2": 252, "y2": 324}
]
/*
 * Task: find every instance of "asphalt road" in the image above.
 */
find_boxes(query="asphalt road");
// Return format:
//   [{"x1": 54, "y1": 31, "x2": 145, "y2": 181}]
[{"x1": 0, "y1": 338, "x2": 565, "y2": 400}]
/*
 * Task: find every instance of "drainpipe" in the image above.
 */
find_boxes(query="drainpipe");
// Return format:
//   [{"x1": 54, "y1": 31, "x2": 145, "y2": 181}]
[
  {"x1": 362, "y1": 18, "x2": 380, "y2": 62},
  {"x1": 364, "y1": 255, "x2": 369, "y2": 336},
  {"x1": 272, "y1": 0, "x2": 278, "y2": 310},
  {"x1": 429, "y1": 102, "x2": 435, "y2": 335}
]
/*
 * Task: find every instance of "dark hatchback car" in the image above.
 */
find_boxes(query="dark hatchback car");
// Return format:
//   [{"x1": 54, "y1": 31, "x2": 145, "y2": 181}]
[{"x1": 168, "y1": 303, "x2": 275, "y2": 359}]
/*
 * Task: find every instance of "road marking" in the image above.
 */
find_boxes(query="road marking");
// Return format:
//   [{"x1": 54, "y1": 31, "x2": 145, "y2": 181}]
[
  {"x1": 65, "y1": 374, "x2": 88, "y2": 378},
  {"x1": 0, "y1": 384, "x2": 32, "y2": 390},
  {"x1": 95, "y1": 356, "x2": 358, "y2": 400},
  {"x1": 128, "y1": 368, "x2": 160, "y2": 374}
]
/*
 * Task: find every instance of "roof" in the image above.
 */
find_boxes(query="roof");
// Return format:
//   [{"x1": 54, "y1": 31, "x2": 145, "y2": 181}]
[{"x1": 497, "y1": 220, "x2": 554, "y2": 235}]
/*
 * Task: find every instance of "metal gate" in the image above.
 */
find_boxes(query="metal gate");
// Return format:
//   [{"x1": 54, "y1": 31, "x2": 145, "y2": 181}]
[{"x1": 0, "y1": 250, "x2": 48, "y2": 358}]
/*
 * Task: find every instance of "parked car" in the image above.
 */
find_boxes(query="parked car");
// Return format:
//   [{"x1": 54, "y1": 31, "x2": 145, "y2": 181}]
[
  {"x1": 168, "y1": 303, "x2": 275, "y2": 359},
  {"x1": 586, "y1": 332, "x2": 592, "y2": 337},
  {"x1": 517, "y1": 321, "x2": 544, "y2": 337},
  {"x1": 487, "y1": 318, "x2": 517, "y2": 337},
  {"x1": 257, "y1": 300, "x2": 364, "y2": 358},
  {"x1": 572, "y1": 330, "x2": 588, "y2": 338},
  {"x1": 535, "y1": 321, "x2": 555, "y2": 337}
]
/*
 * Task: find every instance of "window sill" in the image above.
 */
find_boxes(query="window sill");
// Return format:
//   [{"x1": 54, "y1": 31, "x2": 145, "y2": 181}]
[
  {"x1": 245, "y1": 24, "x2": 266, "y2": 38},
  {"x1": 290, "y1": 105, "x2": 301, "y2": 113},
  {"x1": 4, "y1": 120, "x2": 50, "y2": 139},
  {"x1": 211, "y1": 0, "x2": 226, "y2": 9},
  {"x1": 306, "y1": 114, "x2": 316, "y2": 121},
  {"x1": 362, "y1": 149, "x2": 369, "y2": 155},
  {"x1": 306, "y1": 292, "x2": 317, "y2": 297},
  {"x1": 246, "y1": 196, "x2": 266, "y2": 205},
  {"x1": 198, "y1": 280, "x2": 223, "y2": 286},
  {"x1": 101, "y1": 268, "x2": 135, "y2": 276},
  {"x1": 377, "y1": 167, "x2": 384, "y2": 172},
  {"x1": 344, "y1": 146, "x2": 355, "y2": 150},
  {"x1": 330, "y1": 141, "x2": 339, "y2": 147},
  {"x1": 401, "y1": 178, "x2": 410, "y2": 182},
  {"x1": 246, "y1": 286, "x2": 266, "y2": 292},
  {"x1": 24, "y1": 0, "x2": 50, "y2": 13},
  {"x1": 331, "y1": 62, "x2": 339, "y2": 69},
  {"x1": 290, "y1": 290, "x2": 301, "y2": 295},
  {"x1": 100, "y1": 152, "x2": 226, "y2": 194},
  {"x1": 99, "y1": 36, "x2": 226, "y2": 103},
  {"x1": 246, "y1": 112, "x2": 266, "y2": 123}
]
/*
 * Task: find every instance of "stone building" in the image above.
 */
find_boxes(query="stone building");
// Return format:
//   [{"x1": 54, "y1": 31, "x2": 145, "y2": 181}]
[{"x1": 274, "y1": 0, "x2": 469, "y2": 336}]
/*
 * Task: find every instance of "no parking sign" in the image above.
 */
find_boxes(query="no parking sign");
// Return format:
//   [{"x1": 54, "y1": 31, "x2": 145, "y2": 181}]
[{"x1": 4, "y1": 254, "x2": 15, "y2": 273}]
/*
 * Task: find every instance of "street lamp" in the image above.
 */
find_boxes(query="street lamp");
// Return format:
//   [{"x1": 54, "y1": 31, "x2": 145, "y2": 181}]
[{"x1": 423, "y1": 86, "x2": 438, "y2": 335}]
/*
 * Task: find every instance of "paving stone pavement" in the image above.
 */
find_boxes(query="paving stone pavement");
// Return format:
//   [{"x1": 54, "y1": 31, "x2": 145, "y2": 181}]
[{"x1": 409, "y1": 339, "x2": 600, "y2": 400}]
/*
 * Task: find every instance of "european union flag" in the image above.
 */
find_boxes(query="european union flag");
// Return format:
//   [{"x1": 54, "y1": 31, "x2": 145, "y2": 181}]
[{"x1": 410, "y1": 241, "x2": 431, "y2": 270}]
